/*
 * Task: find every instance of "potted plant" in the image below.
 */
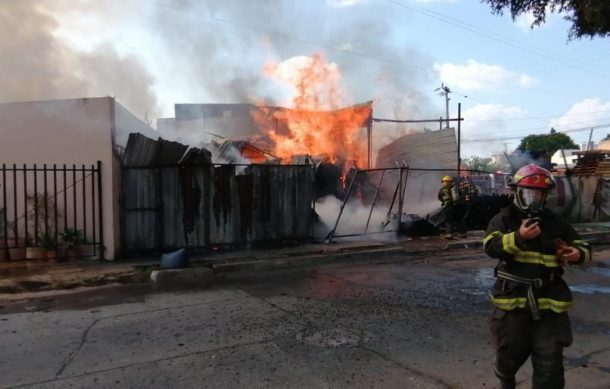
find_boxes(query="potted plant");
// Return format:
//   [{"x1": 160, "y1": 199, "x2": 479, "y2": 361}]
[
  {"x1": 40, "y1": 231, "x2": 58, "y2": 261},
  {"x1": 59, "y1": 227, "x2": 83, "y2": 260},
  {"x1": 5, "y1": 221, "x2": 26, "y2": 261},
  {"x1": 25, "y1": 192, "x2": 58, "y2": 260}
]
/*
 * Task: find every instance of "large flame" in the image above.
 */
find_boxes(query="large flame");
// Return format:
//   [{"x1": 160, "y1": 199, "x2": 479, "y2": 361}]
[{"x1": 252, "y1": 54, "x2": 372, "y2": 167}]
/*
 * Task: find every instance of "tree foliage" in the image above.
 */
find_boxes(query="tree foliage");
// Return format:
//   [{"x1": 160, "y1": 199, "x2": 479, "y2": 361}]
[
  {"x1": 463, "y1": 156, "x2": 504, "y2": 173},
  {"x1": 517, "y1": 129, "x2": 578, "y2": 158},
  {"x1": 481, "y1": 0, "x2": 610, "y2": 40}
]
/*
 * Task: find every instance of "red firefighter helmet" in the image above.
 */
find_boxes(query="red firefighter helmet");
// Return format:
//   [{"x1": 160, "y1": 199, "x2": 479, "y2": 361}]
[{"x1": 511, "y1": 164, "x2": 555, "y2": 189}]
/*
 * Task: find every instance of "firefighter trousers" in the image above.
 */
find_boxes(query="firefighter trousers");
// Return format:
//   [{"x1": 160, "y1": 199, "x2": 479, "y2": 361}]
[{"x1": 489, "y1": 308, "x2": 573, "y2": 389}]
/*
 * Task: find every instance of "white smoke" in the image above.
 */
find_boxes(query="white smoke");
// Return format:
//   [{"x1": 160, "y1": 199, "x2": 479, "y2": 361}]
[{"x1": 0, "y1": 0, "x2": 159, "y2": 120}]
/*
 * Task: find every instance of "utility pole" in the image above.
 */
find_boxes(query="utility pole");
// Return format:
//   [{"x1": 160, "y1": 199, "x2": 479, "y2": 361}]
[
  {"x1": 435, "y1": 83, "x2": 451, "y2": 129},
  {"x1": 587, "y1": 128, "x2": 594, "y2": 151}
]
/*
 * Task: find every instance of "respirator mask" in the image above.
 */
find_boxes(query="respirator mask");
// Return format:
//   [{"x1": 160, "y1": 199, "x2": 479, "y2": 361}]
[{"x1": 515, "y1": 187, "x2": 547, "y2": 214}]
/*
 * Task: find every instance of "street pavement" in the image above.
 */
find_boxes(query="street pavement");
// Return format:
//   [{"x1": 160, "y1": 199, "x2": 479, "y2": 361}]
[{"x1": 1, "y1": 247, "x2": 609, "y2": 388}]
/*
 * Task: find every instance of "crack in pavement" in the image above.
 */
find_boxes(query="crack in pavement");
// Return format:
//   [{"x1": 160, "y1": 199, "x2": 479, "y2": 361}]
[
  {"x1": 565, "y1": 345, "x2": 610, "y2": 374},
  {"x1": 55, "y1": 317, "x2": 101, "y2": 377},
  {"x1": 14, "y1": 337, "x2": 282, "y2": 388},
  {"x1": 239, "y1": 283, "x2": 457, "y2": 387},
  {"x1": 51, "y1": 295, "x2": 244, "y2": 378},
  {"x1": 363, "y1": 346, "x2": 453, "y2": 388}
]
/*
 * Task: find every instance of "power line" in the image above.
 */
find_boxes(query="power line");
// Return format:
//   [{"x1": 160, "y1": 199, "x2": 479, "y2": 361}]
[
  {"x1": 154, "y1": 2, "x2": 571, "y2": 96},
  {"x1": 385, "y1": 0, "x2": 610, "y2": 81},
  {"x1": 462, "y1": 123, "x2": 610, "y2": 143},
  {"x1": 467, "y1": 109, "x2": 610, "y2": 123}
]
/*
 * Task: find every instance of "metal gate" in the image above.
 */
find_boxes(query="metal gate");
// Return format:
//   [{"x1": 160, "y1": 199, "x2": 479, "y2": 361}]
[{"x1": 0, "y1": 162, "x2": 103, "y2": 260}]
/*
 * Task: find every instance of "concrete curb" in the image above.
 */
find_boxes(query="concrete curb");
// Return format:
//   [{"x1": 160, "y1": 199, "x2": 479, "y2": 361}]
[
  {"x1": 211, "y1": 246, "x2": 406, "y2": 273},
  {"x1": 150, "y1": 267, "x2": 215, "y2": 285}
]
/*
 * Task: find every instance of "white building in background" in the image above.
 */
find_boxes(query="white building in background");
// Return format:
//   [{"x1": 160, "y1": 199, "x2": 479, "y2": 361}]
[
  {"x1": 551, "y1": 149, "x2": 580, "y2": 168},
  {"x1": 0, "y1": 97, "x2": 158, "y2": 260}
]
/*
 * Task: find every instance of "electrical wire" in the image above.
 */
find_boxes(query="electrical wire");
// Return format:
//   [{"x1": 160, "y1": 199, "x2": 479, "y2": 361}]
[
  {"x1": 462, "y1": 123, "x2": 610, "y2": 143},
  {"x1": 385, "y1": 0, "x2": 610, "y2": 80},
  {"x1": 155, "y1": 2, "x2": 571, "y2": 96}
]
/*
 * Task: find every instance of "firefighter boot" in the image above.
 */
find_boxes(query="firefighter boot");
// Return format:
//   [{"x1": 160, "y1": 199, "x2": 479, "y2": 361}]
[{"x1": 496, "y1": 375, "x2": 516, "y2": 389}]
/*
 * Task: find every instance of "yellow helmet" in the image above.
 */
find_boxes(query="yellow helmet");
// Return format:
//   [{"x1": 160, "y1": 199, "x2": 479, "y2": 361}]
[{"x1": 441, "y1": 175, "x2": 453, "y2": 183}]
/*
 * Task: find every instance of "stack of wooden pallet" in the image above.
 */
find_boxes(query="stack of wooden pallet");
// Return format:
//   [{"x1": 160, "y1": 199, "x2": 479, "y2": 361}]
[{"x1": 571, "y1": 151, "x2": 610, "y2": 175}]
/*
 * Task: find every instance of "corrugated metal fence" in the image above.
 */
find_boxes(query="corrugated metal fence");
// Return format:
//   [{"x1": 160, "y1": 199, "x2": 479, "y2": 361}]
[{"x1": 121, "y1": 164, "x2": 315, "y2": 255}]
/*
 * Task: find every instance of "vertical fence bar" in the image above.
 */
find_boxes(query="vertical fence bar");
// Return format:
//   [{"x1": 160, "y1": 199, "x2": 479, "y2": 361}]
[
  {"x1": 91, "y1": 164, "x2": 96, "y2": 256},
  {"x1": 97, "y1": 161, "x2": 104, "y2": 260},
  {"x1": 400, "y1": 168, "x2": 409, "y2": 211},
  {"x1": 12, "y1": 164, "x2": 18, "y2": 246},
  {"x1": 23, "y1": 164, "x2": 28, "y2": 247},
  {"x1": 365, "y1": 170, "x2": 385, "y2": 233},
  {"x1": 63, "y1": 164, "x2": 67, "y2": 232},
  {"x1": 72, "y1": 164, "x2": 77, "y2": 229},
  {"x1": 53, "y1": 164, "x2": 58, "y2": 245},
  {"x1": 43, "y1": 164, "x2": 48, "y2": 238},
  {"x1": 397, "y1": 167, "x2": 403, "y2": 227},
  {"x1": 33, "y1": 164, "x2": 38, "y2": 246},
  {"x1": 326, "y1": 169, "x2": 358, "y2": 244},
  {"x1": 2, "y1": 164, "x2": 7, "y2": 249},
  {"x1": 82, "y1": 164, "x2": 87, "y2": 244}
]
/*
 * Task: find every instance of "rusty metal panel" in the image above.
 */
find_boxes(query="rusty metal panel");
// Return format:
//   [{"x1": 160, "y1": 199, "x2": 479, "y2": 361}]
[
  {"x1": 376, "y1": 128, "x2": 458, "y2": 169},
  {"x1": 122, "y1": 133, "x2": 159, "y2": 167},
  {"x1": 159, "y1": 167, "x2": 184, "y2": 249},
  {"x1": 208, "y1": 165, "x2": 240, "y2": 244},
  {"x1": 152, "y1": 139, "x2": 188, "y2": 165},
  {"x1": 121, "y1": 168, "x2": 158, "y2": 250},
  {"x1": 121, "y1": 163, "x2": 314, "y2": 254}
]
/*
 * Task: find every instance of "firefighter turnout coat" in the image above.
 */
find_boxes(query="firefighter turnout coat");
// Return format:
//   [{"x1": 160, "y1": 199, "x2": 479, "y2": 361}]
[
  {"x1": 438, "y1": 185, "x2": 460, "y2": 208},
  {"x1": 483, "y1": 204, "x2": 591, "y2": 315}
]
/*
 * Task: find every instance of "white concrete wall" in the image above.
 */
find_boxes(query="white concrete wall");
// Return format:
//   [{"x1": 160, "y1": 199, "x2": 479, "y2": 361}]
[{"x1": 0, "y1": 97, "x2": 156, "y2": 260}]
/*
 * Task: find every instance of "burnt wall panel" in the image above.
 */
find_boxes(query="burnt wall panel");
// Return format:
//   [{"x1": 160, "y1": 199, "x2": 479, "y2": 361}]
[
  {"x1": 121, "y1": 164, "x2": 315, "y2": 255},
  {"x1": 160, "y1": 167, "x2": 185, "y2": 249},
  {"x1": 121, "y1": 168, "x2": 158, "y2": 250}
]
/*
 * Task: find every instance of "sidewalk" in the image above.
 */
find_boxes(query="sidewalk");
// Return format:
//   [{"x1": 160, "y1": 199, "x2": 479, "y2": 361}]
[
  {"x1": 0, "y1": 236, "x2": 455, "y2": 298},
  {"x1": 1, "y1": 225, "x2": 609, "y2": 300}
]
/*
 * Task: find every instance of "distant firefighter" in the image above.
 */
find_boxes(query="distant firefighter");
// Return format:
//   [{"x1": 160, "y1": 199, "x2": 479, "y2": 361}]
[{"x1": 437, "y1": 175, "x2": 466, "y2": 239}]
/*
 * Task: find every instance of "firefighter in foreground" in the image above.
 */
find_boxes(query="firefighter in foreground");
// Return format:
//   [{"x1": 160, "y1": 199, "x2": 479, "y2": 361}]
[
  {"x1": 438, "y1": 175, "x2": 466, "y2": 239},
  {"x1": 483, "y1": 164, "x2": 591, "y2": 389}
]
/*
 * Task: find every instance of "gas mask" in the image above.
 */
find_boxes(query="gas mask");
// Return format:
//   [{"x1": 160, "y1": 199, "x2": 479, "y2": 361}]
[{"x1": 515, "y1": 187, "x2": 547, "y2": 214}]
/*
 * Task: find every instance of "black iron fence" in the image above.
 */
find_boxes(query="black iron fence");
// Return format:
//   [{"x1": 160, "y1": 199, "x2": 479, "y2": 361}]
[{"x1": 0, "y1": 162, "x2": 103, "y2": 260}]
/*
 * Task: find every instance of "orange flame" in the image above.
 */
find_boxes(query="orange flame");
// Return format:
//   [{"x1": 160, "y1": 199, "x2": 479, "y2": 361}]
[{"x1": 252, "y1": 54, "x2": 372, "y2": 167}]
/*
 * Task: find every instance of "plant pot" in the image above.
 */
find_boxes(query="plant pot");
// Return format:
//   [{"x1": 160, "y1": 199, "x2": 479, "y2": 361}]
[
  {"x1": 1, "y1": 237, "x2": 25, "y2": 248},
  {"x1": 45, "y1": 249, "x2": 58, "y2": 261},
  {"x1": 26, "y1": 247, "x2": 47, "y2": 260},
  {"x1": 8, "y1": 247, "x2": 26, "y2": 261},
  {"x1": 66, "y1": 247, "x2": 82, "y2": 260}
]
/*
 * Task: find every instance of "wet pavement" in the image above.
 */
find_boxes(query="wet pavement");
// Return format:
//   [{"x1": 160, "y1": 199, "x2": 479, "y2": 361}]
[
  {"x1": 0, "y1": 235, "x2": 470, "y2": 298},
  {"x1": 1, "y1": 247, "x2": 609, "y2": 388}
]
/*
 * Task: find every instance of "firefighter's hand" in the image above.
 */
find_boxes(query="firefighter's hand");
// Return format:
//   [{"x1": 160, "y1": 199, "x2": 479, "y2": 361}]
[
  {"x1": 518, "y1": 219, "x2": 541, "y2": 240},
  {"x1": 557, "y1": 246, "x2": 581, "y2": 265}
]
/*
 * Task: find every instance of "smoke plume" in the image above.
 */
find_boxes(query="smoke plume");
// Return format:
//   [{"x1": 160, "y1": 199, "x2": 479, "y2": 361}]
[{"x1": 0, "y1": 0, "x2": 158, "y2": 119}]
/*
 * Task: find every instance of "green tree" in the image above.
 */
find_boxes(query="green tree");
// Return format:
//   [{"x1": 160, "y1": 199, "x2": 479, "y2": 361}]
[
  {"x1": 481, "y1": 0, "x2": 610, "y2": 40},
  {"x1": 463, "y1": 156, "x2": 501, "y2": 172},
  {"x1": 517, "y1": 129, "x2": 579, "y2": 158}
]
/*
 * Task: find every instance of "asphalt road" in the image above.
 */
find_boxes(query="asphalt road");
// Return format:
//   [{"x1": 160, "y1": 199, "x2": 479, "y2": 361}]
[{"x1": 1, "y1": 248, "x2": 609, "y2": 388}]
